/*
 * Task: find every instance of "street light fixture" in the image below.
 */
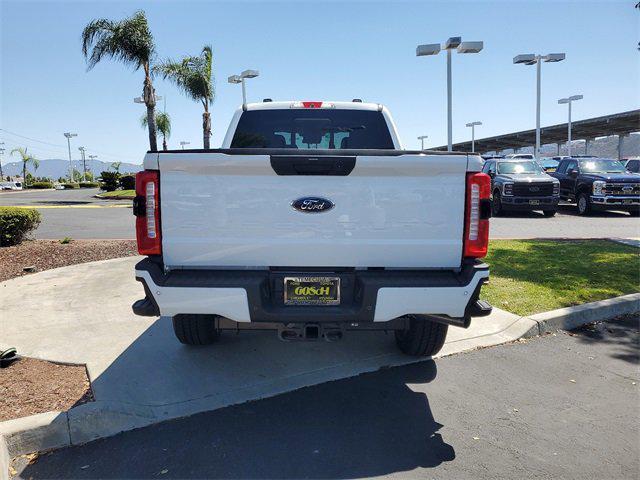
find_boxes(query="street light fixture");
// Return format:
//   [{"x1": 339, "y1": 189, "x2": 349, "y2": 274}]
[
  {"x1": 513, "y1": 52, "x2": 566, "y2": 159},
  {"x1": 417, "y1": 135, "x2": 429, "y2": 150},
  {"x1": 465, "y1": 121, "x2": 482, "y2": 153},
  {"x1": 180, "y1": 141, "x2": 190, "y2": 150},
  {"x1": 558, "y1": 95, "x2": 583, "y2": 157},
  {"x1": 228, "y1": 69, "x2": 260, "y2": 108},
  {"x1": 134, "y1": 95, "x2": 162, "y2": 104},
  {"x1": 417, "y1": 36, "x2": 484, "y2": 151},
  {"x1": 64, "y1": 133, "x2": 77, "y2": 181}
]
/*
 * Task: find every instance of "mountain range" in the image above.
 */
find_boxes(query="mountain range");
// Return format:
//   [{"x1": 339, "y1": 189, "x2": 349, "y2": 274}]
[{"x1": 0, "y1": 158, "x2": 142, "y2": 180}]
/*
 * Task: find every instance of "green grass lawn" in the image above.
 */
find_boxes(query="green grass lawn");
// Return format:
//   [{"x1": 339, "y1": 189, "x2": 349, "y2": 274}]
[
  {"x1": 99, "y1": 189, "x2": 135, "y2": 199},
  {"x1": 482, "y1": 240, "x2": 640, "y2": 316}
]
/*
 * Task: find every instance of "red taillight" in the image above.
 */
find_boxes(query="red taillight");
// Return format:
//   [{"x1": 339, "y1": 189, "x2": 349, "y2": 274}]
[
  {"x1": 134, "y1": 170, "x2": 161, "y2": 255},
  {"x1": 464, "y1": 172, "x2": 491, "y2": 258}
]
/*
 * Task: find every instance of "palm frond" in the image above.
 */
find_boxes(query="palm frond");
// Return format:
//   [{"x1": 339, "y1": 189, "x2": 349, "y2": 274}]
[
  {"x1": 81, "y1": 11, "x2": 155, "y2": 71},
  {"x1": 140, "y1": 111, "x2": 171, "y2": 137},
  {"x1": 154, "y1": 44, "x2": 214, "y2": 105}
]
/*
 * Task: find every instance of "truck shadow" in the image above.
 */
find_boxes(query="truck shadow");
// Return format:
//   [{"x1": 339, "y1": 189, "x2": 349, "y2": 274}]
[{"x1": 19, "y1": 360, "x2": 455, "y2": 479}]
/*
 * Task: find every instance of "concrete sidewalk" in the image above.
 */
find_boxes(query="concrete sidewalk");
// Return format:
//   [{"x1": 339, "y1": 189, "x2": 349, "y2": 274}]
[{"x1": 1, "y1": 257, "x2": 534, "y2": 448}]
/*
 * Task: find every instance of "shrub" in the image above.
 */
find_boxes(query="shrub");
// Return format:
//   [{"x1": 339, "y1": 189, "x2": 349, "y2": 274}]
[
  {"x1": 99, "y1": 171, "x2": 120, "y2": 192},
  {"x1": 61, "y1": 183, "x2": 79, "y2": 189},
  {"x1": 79, "y1": 182, "x2": 99, "y2": 188},
  {"x1": 60, "y1": 237, "x2": 73, "y2": 244},
  {"x1": 119, "y1": 175, "x2": 136, "y2": 190},
  {"x1": 0, "y1": 207, "x2": 41, "y2": 247},
  {"x1": 29, "y1": 182, "x2": 53, "y2": 189}
]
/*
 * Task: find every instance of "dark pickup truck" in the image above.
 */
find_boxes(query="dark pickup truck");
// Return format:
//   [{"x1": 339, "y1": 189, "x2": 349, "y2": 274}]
[
  {"x1": 482, "y1": 158, "x2": 560, "y2": 217},
  {"x1": 550, "y1": 157, "x2": 640, "y2": 216}
]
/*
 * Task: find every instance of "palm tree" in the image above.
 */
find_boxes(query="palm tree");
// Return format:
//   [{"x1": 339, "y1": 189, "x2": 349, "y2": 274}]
[
  {"x1": 141, "y1": 112, "x2": 171, "y2": 150},
  {"x1": 11, "y1": 148, "x2": 39, "y2": 186},
  {"x1": 155, "y1": 45, "x2": 214, "y2": 148},
  {"x1": 82, "y1": 11, "x2": 159, "y2": 151},
  {"x1": 110, "y1": 161, "x2": 122, "y2": 173}
]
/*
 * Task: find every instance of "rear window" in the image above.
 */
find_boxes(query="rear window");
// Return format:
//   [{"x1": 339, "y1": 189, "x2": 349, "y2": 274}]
[{"x1": 230, "y1": 109, "x2": 395, "y2": 149}]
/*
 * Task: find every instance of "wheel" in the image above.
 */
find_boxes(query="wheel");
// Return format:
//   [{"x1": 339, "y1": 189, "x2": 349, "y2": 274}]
[
  {"x1": 172, "y1": 314, "x2": 220, "y2": 345},
  {"x1": 576, "y1": 192, "x2": 592, "y2": 216},
  {"x1": 395, "y1": 315, "x2": 449, "y2": 357},
  {"x1": 492, "y1": 191, "x2": 503, "y2": 216},
  {"x1": 543, "y1": 210, "x2": 557, "y2": 217}
]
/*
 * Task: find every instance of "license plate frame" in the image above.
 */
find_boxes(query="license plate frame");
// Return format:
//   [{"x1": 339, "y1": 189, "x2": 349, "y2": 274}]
[{"x1": 284, "y1": 276, "x2": 341, "y2": 306}]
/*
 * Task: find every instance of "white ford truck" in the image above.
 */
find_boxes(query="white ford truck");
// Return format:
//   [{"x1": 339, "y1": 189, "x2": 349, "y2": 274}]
[{"x1": 132, "y1": 100, "x2": 492, "y2": 356}]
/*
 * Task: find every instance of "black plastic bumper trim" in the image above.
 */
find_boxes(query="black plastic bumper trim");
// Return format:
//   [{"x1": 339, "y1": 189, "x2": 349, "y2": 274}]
[{"x1": 134, "y1": 259, "x2": 490, "y2": 325}]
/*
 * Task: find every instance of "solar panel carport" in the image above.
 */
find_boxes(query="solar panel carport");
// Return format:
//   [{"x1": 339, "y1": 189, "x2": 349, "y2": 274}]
[{"x1": 432, "y1": 109, "x2": 639, "y2": 156}]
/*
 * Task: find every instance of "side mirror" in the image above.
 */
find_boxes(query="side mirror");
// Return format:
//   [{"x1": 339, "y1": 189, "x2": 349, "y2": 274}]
[{"x1": 568, "y1": 169, "x2": 578, "y2": 178}]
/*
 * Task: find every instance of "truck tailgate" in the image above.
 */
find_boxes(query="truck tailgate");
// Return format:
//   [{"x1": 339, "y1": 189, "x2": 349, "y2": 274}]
[{"x1": 156, "y1": 152, "x2": 469, "y2": 269}]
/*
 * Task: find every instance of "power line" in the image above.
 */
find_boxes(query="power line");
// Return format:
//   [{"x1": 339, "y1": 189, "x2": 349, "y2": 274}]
[{"x1": 0, "y1": 128, "x2": 132, "y2": 161}]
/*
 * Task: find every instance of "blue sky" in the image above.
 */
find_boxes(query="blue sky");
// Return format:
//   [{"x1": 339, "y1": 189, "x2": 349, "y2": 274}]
[{"x1": 1, "y1": 0, "x2": 638, "y2": 164}]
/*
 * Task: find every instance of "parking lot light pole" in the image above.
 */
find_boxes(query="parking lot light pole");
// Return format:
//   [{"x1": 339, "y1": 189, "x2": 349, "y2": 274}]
[
  {"x1": 513, "y1": 53, "x2": 566, "y2": 159},
  {"x1": 417, "y1": 135, "x2": 428, "y2": 150},
  {"x1": 417, "y1": 37, "x2": 483, "y2": 151},
  {"x1": 465, "y1": 121, "x2": 482, "y2": 152},
  {"x1": 558, "y1": 95, "x2": 583, "y2": 157},
  {"x1": 64, "y1": 133, "x2": 77, "y2": 181},
  {"x1": 228, "y1": 70, "x2": 259, "y2": 108}
]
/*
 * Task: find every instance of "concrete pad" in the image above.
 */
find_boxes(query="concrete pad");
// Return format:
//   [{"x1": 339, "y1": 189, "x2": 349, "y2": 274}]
[
  {"x1": 0, "y1": 257, "x2": 535, "y2": 451},
  {"x1": 0, "y1": 412, "x2": 69, "y2": 457}
]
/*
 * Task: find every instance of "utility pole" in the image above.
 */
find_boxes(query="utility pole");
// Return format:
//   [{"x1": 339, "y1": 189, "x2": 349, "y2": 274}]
[
  {"x1": 88, "y1": 155, "x2": 98, "y2": 181},
  {"x1": 78, "y1": 147, "x2": 87, "y2": 182},
  {"x1": 0, "y1": 142, "x2": 4, "y2": 180},
  {"x1": 64, "y1": 133, "x2": 78, "y2": 181}
]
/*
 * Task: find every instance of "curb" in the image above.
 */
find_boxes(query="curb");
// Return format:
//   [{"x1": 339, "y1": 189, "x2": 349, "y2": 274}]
[
  {"x1": 528, "y1": 293, "x2": 640, "y2": 335},
  {"x1": 1, "y1": 292, "x2": 639, "y2": 475},
  {"x1": 93, "y1": 194, "x2": 134, "y2": 201}
]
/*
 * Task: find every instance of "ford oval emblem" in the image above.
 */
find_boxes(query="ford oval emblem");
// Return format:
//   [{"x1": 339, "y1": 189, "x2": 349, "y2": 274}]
[{"x1": 291, "y1": 197, "x2": 334, "y2": 213}]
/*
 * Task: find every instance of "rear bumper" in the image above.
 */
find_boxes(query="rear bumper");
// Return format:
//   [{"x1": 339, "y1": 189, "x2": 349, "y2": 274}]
[
  {"x1": 501, "y1": 195, "x2": 559, "y2": 210},
  {"x1": 133, "y1": 259, "x2": 490, "y2": 326}
]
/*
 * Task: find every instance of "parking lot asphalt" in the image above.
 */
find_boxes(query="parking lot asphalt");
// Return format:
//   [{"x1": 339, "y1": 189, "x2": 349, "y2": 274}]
[
  {"x1": 1, "y1": 188, "x2": 638, "y2": 240},
  {"x1": 13, "y1": 315, "x2": 639, "y2": 480}
]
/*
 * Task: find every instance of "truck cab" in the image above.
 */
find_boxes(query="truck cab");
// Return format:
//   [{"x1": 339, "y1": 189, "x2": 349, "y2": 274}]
[{"x1": 132, "y1": 101, "x2": 492, "y2": 357}]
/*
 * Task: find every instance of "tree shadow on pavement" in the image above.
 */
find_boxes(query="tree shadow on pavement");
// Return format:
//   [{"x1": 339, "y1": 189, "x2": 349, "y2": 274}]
[
  {"x1": 573, "y1": 314, "x2": 639, "y2": 365},
  {"x1": 19, "y1": 360, "x2": 455, "y2": 479}
]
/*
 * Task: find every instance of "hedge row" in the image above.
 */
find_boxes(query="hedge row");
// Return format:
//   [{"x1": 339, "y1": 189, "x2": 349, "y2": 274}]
[
  {"x1": 0, "y1": 207, "x2": 41, "y2": 247},
  {"x1": 30, "y1": 182, "x2": 54, "y2": 189}
]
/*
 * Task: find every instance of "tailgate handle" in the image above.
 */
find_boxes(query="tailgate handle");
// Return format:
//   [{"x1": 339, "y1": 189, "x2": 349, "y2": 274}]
[{"x1": 270, "y1": 156, "x2": 356, "y2": 176}]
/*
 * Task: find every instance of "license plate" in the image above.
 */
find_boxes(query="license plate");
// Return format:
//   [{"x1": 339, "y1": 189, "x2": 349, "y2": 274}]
[
  {"x1": 284, "y1": 277, "x2": 340, "y2": 306},
  {"x1": 623, "y1": 200, "x2": 633, "y2": 205},
  {"x1": 529, "y1": 200, "x2": 540, "y2": 205}
]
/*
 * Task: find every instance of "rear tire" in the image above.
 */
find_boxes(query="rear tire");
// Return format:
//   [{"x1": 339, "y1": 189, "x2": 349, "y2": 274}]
[
  {"x1": 172, "y1": 314, "x2": 220, "y2": 345},
  {"x1": 543, "y1": 210, "x2": 557, "y2": 217},
  {"x1": 395, "y1": 315, "x2": 448, "y2": 357}
]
